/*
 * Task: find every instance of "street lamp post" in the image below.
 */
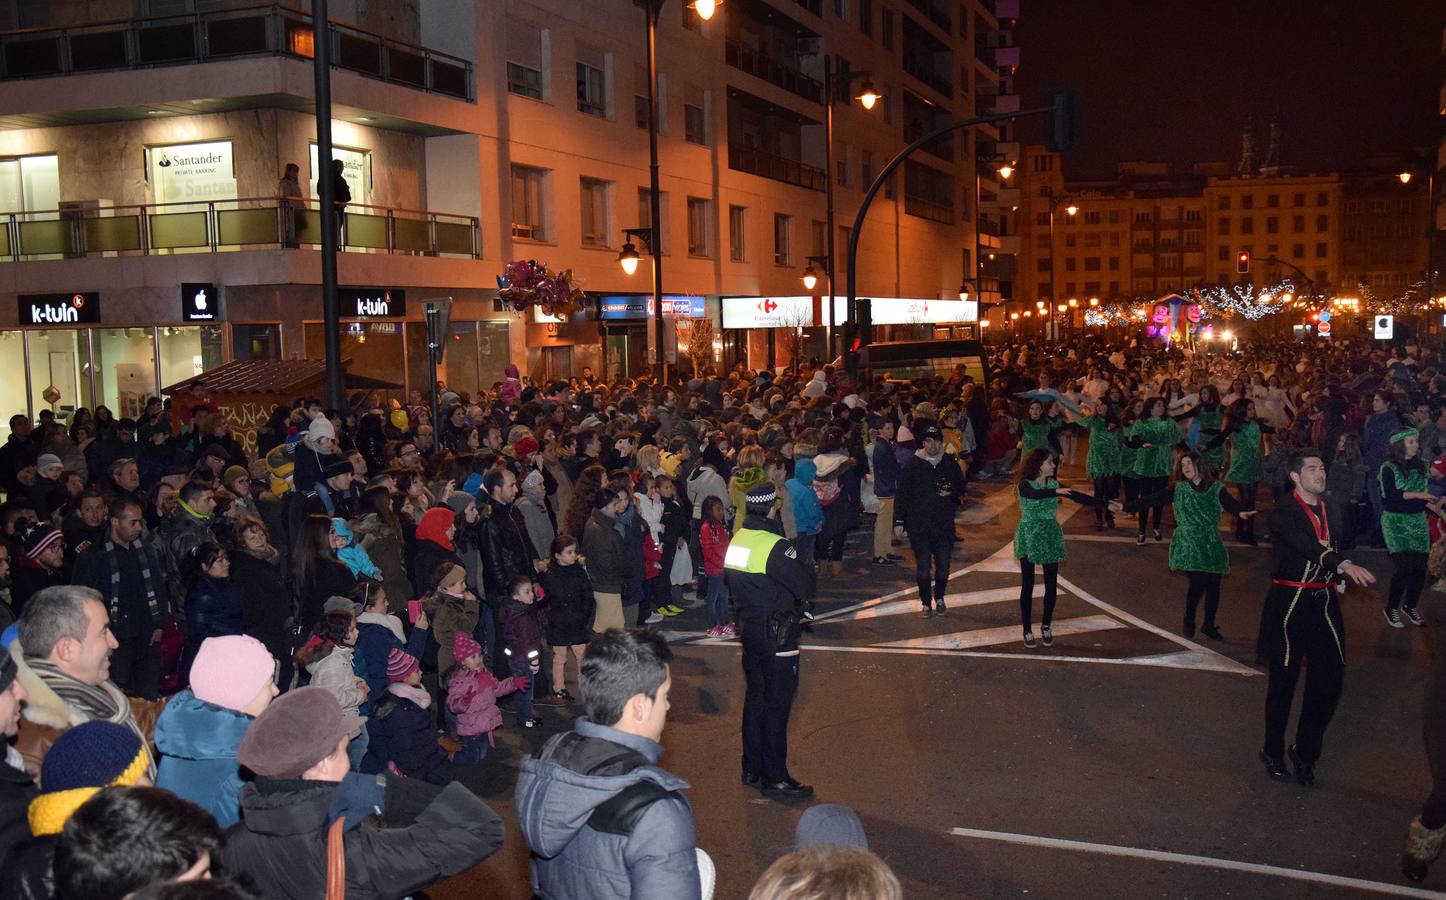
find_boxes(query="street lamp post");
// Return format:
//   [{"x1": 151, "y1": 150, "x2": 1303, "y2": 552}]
[
  {"x1": 823, "y1": 55, "x2": 877, "y2": 358},
  {"x1": 973, "y1": 155, "x2": 1013, "y2": 322},
  {"x1": 1046, "y1": 195, "x2": 1078, "y2": 342},
  {"x1": 311, "y1": 0, "x2": 343, "y2": 409},
  {"x1": 1401, "y1": 168, "x2": 1440, "y2": 334}
]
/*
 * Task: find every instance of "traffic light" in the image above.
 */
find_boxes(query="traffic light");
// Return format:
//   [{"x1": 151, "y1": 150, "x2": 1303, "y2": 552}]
[{"x1": 1236, "y1": 250, "x2": 1250, "y2": 274}]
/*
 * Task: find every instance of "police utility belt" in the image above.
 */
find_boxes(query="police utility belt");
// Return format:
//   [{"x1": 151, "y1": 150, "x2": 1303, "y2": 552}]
[{"x1": 725, "y1": 528, "x2": 802, "y2": 656}]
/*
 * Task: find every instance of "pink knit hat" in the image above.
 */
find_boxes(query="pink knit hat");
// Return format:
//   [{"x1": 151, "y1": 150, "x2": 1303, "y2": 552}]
[
  {"x1": 190, "y1": 635, "x2": 275, "y2": 713},
  {"x1": 452, "y1": 632, "x2": 482, "y2": 664},
  {"x1": 386, "y1": 648, "x2": 420, "y2": 682}
]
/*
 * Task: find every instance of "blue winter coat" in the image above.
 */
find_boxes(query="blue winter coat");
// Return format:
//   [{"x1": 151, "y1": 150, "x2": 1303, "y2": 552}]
[
  {"x1": 785, "y1": 460, "x2": 823, "y2": 536},
  {"x1": 365, "y1": 688, "x2": 452, "y2": 785},
  {"x1": 871, "y1": 439, "x2": 901, "y2": 499},
  {"x1": 153, "y1": 690, "x2": 253, "y2": 827},
  {"x1": 354, "y1": 613, "x2": 431, "y2": 702}
]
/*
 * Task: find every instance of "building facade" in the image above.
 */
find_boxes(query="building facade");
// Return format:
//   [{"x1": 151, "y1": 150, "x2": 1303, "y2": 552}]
[{"x1": 0, "y1": 0, "x2": 1021, "y2": 430}]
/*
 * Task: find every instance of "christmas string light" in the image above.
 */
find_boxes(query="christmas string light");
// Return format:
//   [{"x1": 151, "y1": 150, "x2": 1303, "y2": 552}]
[{"x1": 1189, "y1": 281, "x2": 1294, "y2": 320}]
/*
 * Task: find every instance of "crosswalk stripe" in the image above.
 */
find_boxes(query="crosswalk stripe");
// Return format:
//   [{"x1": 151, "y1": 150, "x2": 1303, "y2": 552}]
[
  {"x1": 818, "y1": 585, "x2": 1048, "y2": 623},
  {"x1": 874, "y1": 614, "x2": 1122, "y2": 650}
]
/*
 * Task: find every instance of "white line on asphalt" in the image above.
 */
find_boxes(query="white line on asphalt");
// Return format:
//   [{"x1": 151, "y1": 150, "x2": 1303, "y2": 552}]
[
  {"x1": 1057, "y1": 575, "x2": 1260, "y2": 677},
  {"x1": 821, "y1": 586, "x2": 1049, "y2": 623},
  {"x1": 875, "y1": 615, "x2": 1122, "y2": 650},
  {"x1": 947, "y1": 827, "x2": 1446, "y2": 898}
]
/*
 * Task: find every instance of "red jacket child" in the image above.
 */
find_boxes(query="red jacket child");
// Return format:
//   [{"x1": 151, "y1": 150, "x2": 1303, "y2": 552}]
[{"x1": 699, "y1": 517, "x2": 729, "y2": 577}]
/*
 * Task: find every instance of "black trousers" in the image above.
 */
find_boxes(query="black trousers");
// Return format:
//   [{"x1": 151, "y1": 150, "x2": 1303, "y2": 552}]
[
  {"x1": 1137, "y1": 475, "x2": 1168, "y2": 532},
  {"x1": 1387, "y1": 551, "x2": 1429, "y2": 613},
  {"x1": 740, "y1": 625, "x2": 800, "y2": 783},
  {"x1": 909, "y1": 529, "x2": 954, "y2": 607},
  {"x1": 1092, "y1": 475, "x2": 1119, "y2": 524},
  {"x1": 1263, "y1": 598, "x2": 1345, "y2": 764},
  {"x1": 1184, "y1": 571, "x2": 1221, "y2": 629},
  {"x1": 109, "y1": 633, "x2": 161, "y2": 701},
  {"x1": 1019, "y1": 559, "x2": 1059, "y2": 629},
  {"x1": 1230, "y1": 481, "x2": 1258, "y2": 540}
]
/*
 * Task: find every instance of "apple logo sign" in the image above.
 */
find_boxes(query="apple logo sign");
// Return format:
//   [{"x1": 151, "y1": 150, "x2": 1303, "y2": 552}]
[{"x1": 194, "y1": 289, "x2": 207, "y2": 310}]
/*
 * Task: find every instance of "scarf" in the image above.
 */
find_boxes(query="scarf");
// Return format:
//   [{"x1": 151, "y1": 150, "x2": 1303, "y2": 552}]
[
  {"x1": 25, "y1": 658, "x2": 155, "y2": 777},
  {"x1": 358, "y1": 610, "x2": 405, "y2": 643},
  {"x1": 101, "y1": 538, "x2": 163, "y2": 623},
  {"x1": 386, "y1": 681, "x2": 431, "y2": 709},
  {"x1": 178, "y1": 498, "x2": 210, "y2": 521}
]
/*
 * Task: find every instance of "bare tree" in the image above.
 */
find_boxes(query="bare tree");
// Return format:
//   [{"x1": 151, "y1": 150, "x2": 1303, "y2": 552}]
[{"x1": 675, "y1": 316, "x2": 716, "y2": 377}]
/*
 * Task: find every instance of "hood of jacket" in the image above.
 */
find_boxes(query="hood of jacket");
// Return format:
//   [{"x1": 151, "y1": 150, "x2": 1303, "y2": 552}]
[
  {"x1": 790, "y1": 459, "x2": 816, "y2": 486},
  {"x1": 153, "y1": 690, "x2": 253, "y2": 762},
  {"x1": 357, "y1": 610, "x2": 405, "y2": 643},
  {"x1": 730, "y1": 467, "x2": 768, "y2": 494},
  {"x1": 234, "y1": 779, "x2": 335, "y2": 837},
  {"x1": 515, "y1": 719, "x2": 689, "y2": 859},
  {"x1": 350, "y1": 512, "x2": 393, "y2": 542}
]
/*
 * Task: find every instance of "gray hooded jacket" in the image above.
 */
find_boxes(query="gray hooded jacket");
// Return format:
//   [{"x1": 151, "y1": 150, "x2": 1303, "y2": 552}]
[{"x1": 515, "y1": 717, "x2": 700, "y2": 899}]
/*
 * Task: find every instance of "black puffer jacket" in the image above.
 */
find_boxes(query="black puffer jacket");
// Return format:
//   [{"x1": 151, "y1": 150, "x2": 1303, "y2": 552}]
[
  {"x1": 219, "y1": 776, "x2": 504, "y2": 900},
  {"x1": 478, "y1": 495, "x2": 537, "y2": 603},
  {"x1": 540, "y1": 561, "x2": 596, "y2": 647}
]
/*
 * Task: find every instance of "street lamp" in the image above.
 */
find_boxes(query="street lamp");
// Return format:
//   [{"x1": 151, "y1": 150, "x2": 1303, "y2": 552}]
[
  {"x1": 998, "y1": 163, "x2": 1015, "y2": 180},
  {"x1": 617, "y1": 238, "x2": 642, "y2": 276},
  {"x1": 1045, "y1": 194, "x2": 1079, "y2": 341},
  {"x1": 1399, "y1": 171, "x2": 1413, "y2": 185},
  {"x1": 801, "y1": 255, "x2": 828, "y2": 292},
  {"x1": 973, "y1": 154, "x2": 1015, "y2": 322},
  {"x1": 958, "y1": 282, "x2": 971, "y2": 301},
  {"x1": 823, "y1": 55, "x2": 878, "y2": 356}
]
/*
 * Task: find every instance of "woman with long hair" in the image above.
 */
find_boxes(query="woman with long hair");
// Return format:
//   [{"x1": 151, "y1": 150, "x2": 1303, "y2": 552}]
[
  {"x1": 352, "y1": 483, "x2": 414, "y2": 611},
  {"x1": 230, "y1": 516, "x2": 292, "y2": 689},
  {"x1": 180, "y1": 542, "x2": 242, "y2": 683},
  {"x1": 561, "y1": 463, "x2": 607, "y2": 539},
  {"x1": 1379, "y1": 427, "x2": 1441, "y2": 628},
  {"x1": 1206, "y1": 398, "x2": 1274, "y2": 545},
  {"x1": 1013, "y1": 448, "x2": 1117, "y2": 648},
  {"x1": 1125, "y1": 396, "x2": 1181, "y2": 544},
  {"x1": 1127, "y1": 450, "x2": 1254, "y2": 639},
  {"x1": 291, "y1": 514, "x2": 358, "y2": 630}
]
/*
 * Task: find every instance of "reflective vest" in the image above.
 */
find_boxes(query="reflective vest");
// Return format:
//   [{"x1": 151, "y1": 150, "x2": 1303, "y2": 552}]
[{"x1": 723, "y1": 528, "x2": 783, "y2": 574}]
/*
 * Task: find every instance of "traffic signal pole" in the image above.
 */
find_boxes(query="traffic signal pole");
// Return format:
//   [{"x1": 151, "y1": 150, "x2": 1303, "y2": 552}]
[{"x1": 843, "y1": 105, "x2": 1059, "y2": 375}]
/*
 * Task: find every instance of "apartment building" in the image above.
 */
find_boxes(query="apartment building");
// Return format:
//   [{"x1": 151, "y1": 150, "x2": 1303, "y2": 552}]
[{"x1": 0, "y1": 0, "x2": 1021, "y2": 423}]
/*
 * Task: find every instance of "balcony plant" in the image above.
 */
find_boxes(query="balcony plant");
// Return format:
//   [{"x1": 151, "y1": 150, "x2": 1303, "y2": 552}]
[{"x1": 496, "y1": 258, "x2": 584, "y2": 319}]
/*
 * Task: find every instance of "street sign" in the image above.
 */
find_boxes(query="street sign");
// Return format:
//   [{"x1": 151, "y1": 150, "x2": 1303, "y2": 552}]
[
  {"x1": 1318, "y1": 320, "x2": 1331, "y2": 336},
  {"x1": 1375, "y1": 315, "x2": 1394, "y2": 340}
]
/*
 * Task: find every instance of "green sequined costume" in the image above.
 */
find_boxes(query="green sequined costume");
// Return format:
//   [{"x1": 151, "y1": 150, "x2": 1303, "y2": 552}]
[
  {"x1": 1380, "y1": 462, "x2": 1430, "y2": 553},
  {"x1": 1020, "y1": 418, "x2": 1056, "y2": 456},
  {"x1": 1196, "y1": 406, "x2": 1225, "y2": 470},
  {"x1": 1225, "y1": 420, "x2": 1263, "y2": 484},
  {"x1": 1130, "y1": 418, "x2": 1177, "y2": 478},
  {"x1": 1169, "y1": 481, "x2": 1229, "y2": 574},
  {"x1": 1080, "y1": 415, "x2": 1123, "y2": 479},
  {"x1": 1014, "y1": 478, "x2": 1066, "y2": 564}
]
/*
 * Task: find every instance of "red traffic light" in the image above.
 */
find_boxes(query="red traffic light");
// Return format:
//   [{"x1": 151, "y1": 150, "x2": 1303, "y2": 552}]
[{"x1": 1236, "y1": 251, "x2": 1250, "y2": 274}]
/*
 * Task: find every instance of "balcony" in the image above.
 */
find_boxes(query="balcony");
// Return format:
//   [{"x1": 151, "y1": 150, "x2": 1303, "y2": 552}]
[
  {"x1": 903, "y1": 0, "x2": 953, "y2": 32},
  {"x1": 0, "y1": 197, "x2": 479, "y2": 262},
  {"x1": 0, "y1": 4, "x2": 473, "y2": 102},
  {"x1": 728, "y1": 143, "x2": 824, "y2": 191},
  {"x1": 902, "y1": 14, "x2": 952, "y2": 98},
  {"x1": 994, "y1": 46, "x2": 1021, "y2": 70},
  {"x1": 903, "y1": 159, "x2": 955, "y2": 224},
  {"x1": 725, "y1": 39, "x2": 823, "y2": 104}
]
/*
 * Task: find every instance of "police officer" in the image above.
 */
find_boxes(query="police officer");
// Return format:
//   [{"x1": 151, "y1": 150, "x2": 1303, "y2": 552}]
[
  {"x1": 1258, "y1": 449, "x2": 1375, "y2": 786},
  {"x1": 726, "y1": 481, "x2": 812, "y2": 802}
]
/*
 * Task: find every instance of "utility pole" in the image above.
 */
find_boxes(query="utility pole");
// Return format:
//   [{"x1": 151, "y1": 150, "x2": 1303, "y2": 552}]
[{"x1": 312, "y1": 0, "x2": 343, "y2": 409}]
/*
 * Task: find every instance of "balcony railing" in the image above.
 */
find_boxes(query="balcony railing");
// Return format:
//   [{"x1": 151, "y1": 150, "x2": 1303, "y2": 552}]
[
  {"x1": 0, "y1": 197, "x2": 479, "y2": 262},
  {"x1": 0, "y1": 4, "x2": 474, "y2": 101},
  {"x1": 725, "y1": 39, "x2": 823, "y2": 104},
  {"x1": 728, "y1": 143, "x2": 825, "y2": 191},
  {"x1": 902, "y1": 54, "x2": 951, "y2": 97}
]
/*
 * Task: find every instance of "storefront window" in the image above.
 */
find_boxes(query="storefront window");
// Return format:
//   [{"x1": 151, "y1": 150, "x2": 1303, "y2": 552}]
[
  {"x1": 444, "y1": 322, "x2": 479, "y2": 396},
  {"x1": 304, "y1": 322, "x2": 407, "y2": 403},
  {"x1": 0, "y1": 332, "x2": 25, "y2": 438},
  {"x1": 232, "y1": 324, "x2": 282, "y2": 361},
  {"x1": 478, "y1": 321, "x2": 510, "y2": 389},
  {"x1": 158, "y1": 326, "x2": 223, "y2": 389},
  {"x1": 28, "y1": 329, "x2": 93, "y2": 420},
  {"x1": 93, "y1": 327, "x2": 157, "y2": 419},
  {"x1": 405, "y1": 323, "x2": 430, "y2": 400}
]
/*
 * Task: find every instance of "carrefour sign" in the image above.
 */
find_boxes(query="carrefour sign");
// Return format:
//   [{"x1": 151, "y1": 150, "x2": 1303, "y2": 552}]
[
  {"x1": 20, "y1": 292, "x2": 101, "y2": 326},
  {"x1": 721, "y1": 296, "x2": 814, "y2": 329},
  {"x1": 830, "y1": 296, "x2": 978, "y2": 325}
]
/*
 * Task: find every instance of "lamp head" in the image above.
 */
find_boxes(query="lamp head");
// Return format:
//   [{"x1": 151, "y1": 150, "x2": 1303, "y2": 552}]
[
  {"x1": 1398, "y1": 171, "x2": 1413, "y2": 185},
  {"x1": 958, "y1": 283, "x2": 971, "y2": 301},
  {"x1": 856, "y1": 80, "x2": 879, "y2": 110},
  {"x1": 1064, "y1": 204, "x2": 1079, "y2": 217},
  {"x1": 618, "y1": 241, "x2": 641, "y2": 276},
  {"x1": 690, "y1": 0, "x2": 718, "y2": 21},
  {"x1": 997, "y1": 163, "x2": 1014, "y2": 180},
  {"x1": 801, "y1": 264, "x2": 818, "y2": 291}
]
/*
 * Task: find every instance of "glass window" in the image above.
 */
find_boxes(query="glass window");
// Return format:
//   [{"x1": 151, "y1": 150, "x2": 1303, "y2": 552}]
[
  {"x1": 684, "y1": 84, "x2": 707, "y2": 145},
  {"x1": 728, "y1": 205, "x2": 746, "y2": 262},
  {"x1": 478, "y1": 321, "x2": 511, "y2": 388},
  {"x1": 580, "y1": 177, "x2": 610, "y2": 248},
  {"x1": 147, "y1": 140, "x2": 236, "y2": 210},
  {"x1": 774, "y1": 213, "x2": 791, "y2": 265},
  {"x1": 28, "y1": 329, "x2": 93, "y2": 420},
  {"x1": 576, "y1": 45, "x2": 607, "y2": 117},
  {"x1": 0, "y1": 332, "x2": 26, "y2": 437},
  {"x1": 511, "y1": 165, "x2": 549, "y2": 241},
  {"x1": 305, "y1": 322, "x2": 407, "y2": 403},
  {"x1": 232, "y1": 324, "x2": 281, "y2": 361},
  {"x1": 506, "y1": 19, "x2": 545, "y2": 99},
  {"x1": 308, "y1": 144, "x2": 371, "y2": 207},
  {"x1": 93, "y1": 327, "x2": 157, "y2": 420},
  {"x1": 687, "y1": 198, "x2": 711, "y2": 257},
  {"x1": 0, "y1": 154, "x2": 59, "y2": 216},
  {"x1": 444, "y1": 322, "x2": 480, "y2": 395},
  {"x1": 405, "y1": 322, "x2": 430, "y2": 400},
  {"x1": 157, "y1": 326, "x2": 222, "y2": 388}
]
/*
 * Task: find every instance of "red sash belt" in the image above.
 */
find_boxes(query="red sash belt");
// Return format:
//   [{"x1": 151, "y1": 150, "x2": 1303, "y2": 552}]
[{"x1": 1271, "y1": 578, "x2": 1330, "y2": 590}]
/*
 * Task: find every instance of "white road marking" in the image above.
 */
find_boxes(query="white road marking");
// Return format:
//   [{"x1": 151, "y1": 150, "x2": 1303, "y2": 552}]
[
  {"x1": 955, "y1": 488, "x2": 1019, "y2": 524},
  {"x1": 876, "y1": 615, "x2": 1122, "y2": 650},
  {"x1": 821, "y1": 586, "x2": 1048, "y2": 623},
  {"x1": 1066, "y1": 533, "x2": 1263, "y2": 549},
  {"x1": 1058, "y1": 575, "x2": 1260, "y2": 677},
  {"x1": 682, "y1": 641, "x2": 1267, "y2": 672},
  {"x1": 948, "y1": 827, "x2": 1446, "y2": 898}
]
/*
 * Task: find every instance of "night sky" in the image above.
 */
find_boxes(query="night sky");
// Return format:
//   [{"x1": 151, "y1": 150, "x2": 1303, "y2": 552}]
[{"x1": 1014, "y1": 0, "x2": 1443, "y2": 178}]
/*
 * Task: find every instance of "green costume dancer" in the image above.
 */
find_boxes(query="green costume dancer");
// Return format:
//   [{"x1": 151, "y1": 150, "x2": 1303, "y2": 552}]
[
  {"x1": 1013, "y1": 449, "x2": 1111, "y2": 649},
  {"x1": 1379, "y1": 427, "x2": 1437, "y2": 628},
  {"x1": 1080, "y1": 412, "x2": 1123, "y2": 530},
  {"x1": 1196, "y1": 404, "x2": 1226, "y2": 471},
  {"x1": 1128, "y1": 454, "x2": 1252, "y2": 639},
  {"x1": 1127, "y1": 403, "x2": 1182, "y2": 544},
  {"x1": 1207, "y1": 400, "x2": 1275, "y2": 545}
]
